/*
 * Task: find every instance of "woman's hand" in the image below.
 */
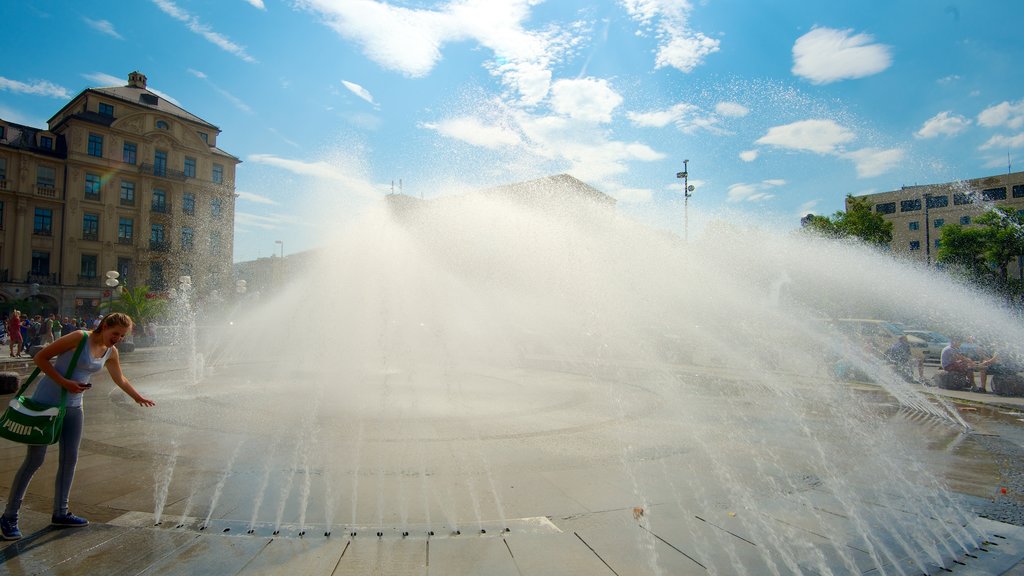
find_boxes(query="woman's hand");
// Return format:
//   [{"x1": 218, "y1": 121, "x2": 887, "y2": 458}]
[
  {"x1": 135, "y1": 396, "x2": 155, "y2": 407},
  {"x1": 66, "y1": 380, "x2": 91, "y2": 394}
]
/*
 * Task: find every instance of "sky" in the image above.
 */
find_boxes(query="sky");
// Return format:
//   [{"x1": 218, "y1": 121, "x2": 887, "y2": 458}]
[{"x1": 2, "y1": 0, "x2": 1023, "y2": 262}]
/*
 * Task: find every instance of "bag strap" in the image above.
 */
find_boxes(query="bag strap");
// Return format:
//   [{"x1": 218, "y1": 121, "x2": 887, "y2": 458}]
[{"x1": 14, "y1": 331, "x2": 90, "y2": 406}]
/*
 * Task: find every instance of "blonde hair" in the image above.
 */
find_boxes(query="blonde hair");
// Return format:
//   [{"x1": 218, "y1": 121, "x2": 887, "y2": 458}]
[{"x1": 98, "y1": 312, "x2": 133, "y2": 332}]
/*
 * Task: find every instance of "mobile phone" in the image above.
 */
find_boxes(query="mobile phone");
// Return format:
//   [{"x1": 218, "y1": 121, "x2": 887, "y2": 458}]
[{"x1": 81, "y1": 382, "x2": 92, "y2": 389}]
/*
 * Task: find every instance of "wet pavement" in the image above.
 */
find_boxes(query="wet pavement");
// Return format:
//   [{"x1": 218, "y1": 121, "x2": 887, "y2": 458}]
[{"x1": 0, "y1": 350, "x2": 1023, "y2": 574}]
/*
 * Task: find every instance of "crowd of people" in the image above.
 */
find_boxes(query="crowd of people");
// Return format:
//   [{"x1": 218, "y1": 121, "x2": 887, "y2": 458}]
[{"x1": 2, "y1": 311, "x2": 105, "y2": 358}]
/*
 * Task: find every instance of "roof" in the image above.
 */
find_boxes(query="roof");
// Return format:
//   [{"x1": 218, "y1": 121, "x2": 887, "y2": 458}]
[
  {"x1": 48, "y1": 86, "x2": 219, "y2": 131},
  {"x1": 0, "y1": 120, "x2": 65, "y2": 158},
  {"x1": 478, "y1": 174, "x2": 617, "y2": 207}
]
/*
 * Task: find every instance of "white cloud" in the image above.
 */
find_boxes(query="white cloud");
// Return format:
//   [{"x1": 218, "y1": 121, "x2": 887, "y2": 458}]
[
  {"x1": 715, "y1": 102, "x2": 749, "y2": 117},
  {"x1": 755, "y1": 119, "x2": 855, "y2": 154},
  {"x1": 739, "y1": 149, "x2": 758, "y2": 162},
  {"x1": 610, "y1": 186, "x2": 653, "y2": 203},
  {"x1": 243, "y1": 0, "x2": 266, "y2": 9},
  {"x1": 727, "y1": 180, "x2": 782, "y2": 203},
  {"x1": 841, "y1": 147, "x2": 905, "y2": 178},
  {"x1": 627, "y1": 103, "x2": 698, "y2": 128},
  {"x1": 977, "y1": 100, "x2": 1024, "y2": 130},
  {"x1": 151, "y1": 0, "x2": 257, "y2": 63},
  {"x1": 187, "y1": 69, "x2": 207, "y2": 79},
  {"x1": 341, "y1": 80, "x2": 376, "y2": 106},
  {"x1": 797, "y1": 200, "x2": 819, "y2": 216},
  {"x1": 619, "y1": 0, "x2": 719, "y2": 73},
  {"x1": 979, "y1": 133, "x2": 1024, "y2": 150},
  {"x1": 247, "y1": 154, "x2": 380, "y2": 198},
  {"x1": 937, "y1": 75, "x2": 960, "y2": 85},
  {"x1": 421, "y1": 117, "x2": 521, "y2": 149},
  {"x1": 188, "y1": 68, "x2": 252, "y2": 114},
  {"x1": 0, "y1": 76, "x2": 70, "y2": 99},
  {"x1": 791, "y1": 27, "x2": 892, "y2": 84},
  {"x1": 236, "y1": 190, "x2": 278, "y2": 205},
  {"x1": 83, "y1": 18, "x2": 123, "y2": 39},
  {"x1": 915, "y1": 111, "x2": 971, "y2": 139},
  {"x1": 296, "y1": 0, "x2": 583, "y2": 106},
  {"x1": 549, "y1": 77, "x2": 622, "y2": 123}
]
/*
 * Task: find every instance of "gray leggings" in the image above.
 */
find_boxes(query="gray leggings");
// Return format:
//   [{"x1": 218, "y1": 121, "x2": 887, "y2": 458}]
[{"x1": 4, "y1": 406, "x2": 84, "y2": 518}]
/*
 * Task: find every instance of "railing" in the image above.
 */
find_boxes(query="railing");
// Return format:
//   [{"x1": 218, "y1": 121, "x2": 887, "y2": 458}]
[
  {"x1": 120, "y1": 198, "x2": 136, "y2": 207},
  {"x1": 139, "y1": 163, "x2": 188, "y2": 182},
  {"x1": 36, "y1": 185, "x2": 57, "y2": 198},
  {"x1": 82, "y1": 231, "x2": 99, "y2": 241},
  {"x1": 149, "y1": 240, "x2": 171, "y2": 252},
  {"x1": 118, "y1": 237, "x2": 134, "y2": 245},
  {"x1": 84, "y1": 192, "x2": 101, "y2": 202},
  {"x1": 33, "y1": 228, "x2": 53, "y2": 237},
  {"x1": 26, "y1": 273, "x2": 58, "y2": 285},
  {"x1": 77, "y1": 275, "x2": 100, "y2": 287},
  {"x1": 151, "y1": 202, "x2": 172, "y2": 214}
]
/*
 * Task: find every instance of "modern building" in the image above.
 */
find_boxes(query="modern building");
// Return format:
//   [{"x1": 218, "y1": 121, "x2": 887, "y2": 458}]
[
  {"x1": 850, "y1": 171, "x2": 1024, "y2": 278},
  {"x1": 0, "y1": 71, "x2": 239, "y2": 318}
]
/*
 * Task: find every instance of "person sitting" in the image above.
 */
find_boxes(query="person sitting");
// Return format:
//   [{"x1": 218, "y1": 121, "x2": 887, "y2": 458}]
[
  {"x1": 886, "y1": 335, "x2": 924, "y2": 382},
  {"x1": 940, "y1": 336, "x2": 997, "y2": 393}
]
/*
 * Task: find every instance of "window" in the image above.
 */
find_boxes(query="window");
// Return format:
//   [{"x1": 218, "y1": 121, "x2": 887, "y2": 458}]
[
  {"x1": 198, "y1": 132, "x2": 208, "y2": 143},
  {"x1": 152, "y1": 189, "x2": 167, "y2": 212},
  {"x1": 0, "y1": 126, "x2": 4, "y2": 141},
  {"x1": 85, "y1": 173, "x2": 101, "y2": 200},
  {"x1": 31, "y1": 251, "x2": 50, "y2": 276},
  {"x1": 908, "y1": 221, "x2": 919, "y2": 231},
  {"x1": 211, "y1": 197, "x2": 223, "y2": 218},
  {"x1": 934, "y1": 218, "x2": 944, "y2": 228},
  {"x1": 925, "y1": 195, "x2": 949, "y2": 209},
  {"x1": 118, "y1": 217, "x2": 134, "y2": 243},
  {"x1": 183, "y1": 193, "x2": 195, "y2": 215},
  {"x1": 1013, "y1": 185, "x2": 1024, "y2": 199},
  {"x1": 0, "y1": 201, "x2": 5, "y2": 230},
  {"x1": 82, "y1": 213, "x2": 99, "y2": 240},
  {"x1": 117, "y1": 257, "x2": 131, "y2": 283},
  {"x1": 88, "y1": 133, "x2": 103, "y2": 157},
  {"x1": 120, "y1": 181, "x2": 135, "y2": 205},
  {"x1": 149, "y1": 261, "x2": 165, "y2": 290},
  {"x1": 909, "y1": 241, "x2": 920, "y2": 251},
  {"x1": 0, "y1": 157, "x2": 6, "y2": 180},
  {"x1": 184, "y1": 157, "x2": 196, "y2": 178},
  {"x1": 875, "y1": 202, "x2": 896, "y2": 215},
  {"x1": 80, "y1": 254, "x2": 98, "y2": 279},
  {"x1": 960, "y1": 216, "x2": 971, "y2": 225},
  {"x1": 210, "y1": 231, "x2": 222, "y2": 256},
  {"x1": 181, "y1": 226, "x2": 194, "y2": 250},
  {"x1": 156, "y1": 120, "x2": 169, "y2": 130},
  {"x1": 953, "y1": 192, "x2": 974, "y2": 205},
  {"x1": 33, "y1": 208, "x2": 53, "y2": 236},
  {"x1": 212, "y1": 163, "x2": 223, "y2": 184},
  {"x1": 150, "y1": 224, "x2": 167, "y2": 251},
  {"x1": 123, "y1": 142, "x2": 137, "y2": 164},
  {"x1": 39, "y1": 135, "x2": 53, "y2": 149},
  {"x1": 982, "y1": 187, "x2": 1007, "y2": 201},
  {"x1": 900, "y1": 199, "x2": 921, "y2": 212},
  {"x1": 98, "y1": 103, "x2": 114, "y2": 116},
  {"x1": 36, "y1": 166, "x2": 56, "y2": 189},
  {"x1": 154, "y1": 150, "x2": 167, "y2": 177}
]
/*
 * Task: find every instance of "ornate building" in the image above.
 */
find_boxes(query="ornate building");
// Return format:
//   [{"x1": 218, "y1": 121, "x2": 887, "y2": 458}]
[{"x1": 0, "y1": 71, "x2": 239, "y2": 318}]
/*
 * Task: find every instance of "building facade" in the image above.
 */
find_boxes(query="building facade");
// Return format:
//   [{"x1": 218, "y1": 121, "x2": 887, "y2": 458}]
[
  {"x1": 851, "y1": 171, "x2": 1024, "y2": 279},
  {"x1": 0, "y1": 71, "x2": 239, "y2": 318}
]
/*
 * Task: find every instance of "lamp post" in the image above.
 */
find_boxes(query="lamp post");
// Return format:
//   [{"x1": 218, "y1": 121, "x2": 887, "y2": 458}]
[
  {"x1": 923, "y1": 193, "x2": 932, "y2": 266},
  {"x1": 104, "y1": 271, "x2": 120, "y2": 313},
  {"x1": 676, "y1": 159, "x2": 696, "y2": 242},
  {"x1": 275, "y1": 240, "x2": 284, "y2": 259}
]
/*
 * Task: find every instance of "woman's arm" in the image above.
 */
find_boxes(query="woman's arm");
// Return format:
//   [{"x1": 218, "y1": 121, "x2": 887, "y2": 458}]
[
  {"x1": 105, "y1": 348, "x2": 155, "y2": 407},
  {"x1": 34, "y1": 331, "x2": 89, "y2": 393}
]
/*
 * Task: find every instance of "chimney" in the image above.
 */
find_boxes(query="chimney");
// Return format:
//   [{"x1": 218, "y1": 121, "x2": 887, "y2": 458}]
[{"x1": 127, "y1": 71, "x2": 147, "y2": 89}]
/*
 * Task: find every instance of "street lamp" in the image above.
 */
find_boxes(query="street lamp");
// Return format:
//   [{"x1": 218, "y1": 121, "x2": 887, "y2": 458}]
[
  {"x1": 104, "y1": 270, "x2": 120, "y2": 313},
  {"x1": 676, "y1": 159, "x2": 696, "y2": 242},
  {"x1": 275, "y1": 240, "x2": 284, "y2": 259}
]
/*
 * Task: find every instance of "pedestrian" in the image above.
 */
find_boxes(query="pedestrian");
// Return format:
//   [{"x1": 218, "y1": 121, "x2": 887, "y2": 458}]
[
  {"x1": 42, "y1": 314, "x2": 55, "y2": 345},
  {"x1": 0, "y1": 313, "x2": 156, "y2": 541},
  {"x1": 940, "y1": 336, "x2": 997, "y2": 393},
  {"x1": 7, "y1": 311, "x2": 23, "y2": 357},
  {"x1": 50, "y1": 313, "x2": 62, "y2": 342}
]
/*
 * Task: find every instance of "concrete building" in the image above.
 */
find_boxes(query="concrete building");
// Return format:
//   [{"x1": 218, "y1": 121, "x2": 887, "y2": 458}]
[
  {"x1": 850, "y1": 171, "x2": 1024, "y2": 279},
  {"x1": 0, "y1": 71, "x2": 239, "y2": 318}
]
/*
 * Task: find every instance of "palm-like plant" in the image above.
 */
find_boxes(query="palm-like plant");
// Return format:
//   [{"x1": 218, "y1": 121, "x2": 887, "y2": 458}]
[{"x1": 103, "y1": 285, "x2": 168, "y2": 331}]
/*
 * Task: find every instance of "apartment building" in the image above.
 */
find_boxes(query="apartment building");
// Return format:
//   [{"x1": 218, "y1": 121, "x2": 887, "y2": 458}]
[
  {"x1": 850, "y1": 171, "x2": 1024, "y2": 280},
  {"x1": 0, "y1": 71, "x2": 239, "y2": 318}
]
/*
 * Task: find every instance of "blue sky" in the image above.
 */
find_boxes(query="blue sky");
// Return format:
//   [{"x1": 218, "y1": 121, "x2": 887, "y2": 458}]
[{"x1": 2, "y1": 0, "x2": 1023, "y2": 262}]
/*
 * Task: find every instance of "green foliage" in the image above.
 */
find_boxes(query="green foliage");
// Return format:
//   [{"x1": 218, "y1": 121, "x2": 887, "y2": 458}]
[
  {"x1": 103, "y1": 285, "x2": 168, "y2": 328},
  {"x1": 937, "y1": 206, "x2": 1024, "y2": 299},
  {"x1": 803, "y1": 195, "x2": 893, "y2": 246}
]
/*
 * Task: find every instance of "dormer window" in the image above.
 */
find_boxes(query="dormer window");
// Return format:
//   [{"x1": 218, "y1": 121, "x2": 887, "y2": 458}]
[
  {"x1": 198, "y1": 132, "x2": 208, "y2": 143},
  {"x1": 156, "y1": 120, "x2": 169, "y2": 130},
  {"x1": 39, "y1": 135, "x2": 53, "y2": 150},
  {"x1": 99, "y1": 103, "x2": 114, "y2": 116}
]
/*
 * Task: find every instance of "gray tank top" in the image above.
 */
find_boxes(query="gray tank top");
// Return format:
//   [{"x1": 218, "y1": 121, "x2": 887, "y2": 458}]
[{"x1": 30, "y1": 331, "x2": 113, "y2": 408}]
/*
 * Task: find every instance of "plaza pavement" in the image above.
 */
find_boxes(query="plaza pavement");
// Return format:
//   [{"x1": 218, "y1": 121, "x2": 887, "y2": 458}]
[{"x1": 0, "y1": 349, "x2": 1022, "y2": 575}]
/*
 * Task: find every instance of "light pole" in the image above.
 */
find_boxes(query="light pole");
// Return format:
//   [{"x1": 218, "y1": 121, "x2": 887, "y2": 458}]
[
  {"x1": 275, "y1": 240, "x2": 284, "y2": 259},
  {"x1": 923, "y1": 193, "x2": 932, "y2": 266},
  {"x1": 104, "y1": 271, "x2": 120, "y2": 313},
  {"x1": 676, "y1": 159, "x2": 695, "y2": 242}
]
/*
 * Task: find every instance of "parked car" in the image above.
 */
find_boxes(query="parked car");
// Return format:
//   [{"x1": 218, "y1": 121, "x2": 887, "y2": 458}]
[{"x1": 904, "y1": 329, "x2": 950, "y2": 362}]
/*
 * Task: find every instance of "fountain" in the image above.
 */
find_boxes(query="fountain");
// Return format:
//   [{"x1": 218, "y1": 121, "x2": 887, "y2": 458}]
[{"x1": 112, "y1": 182, "x2": 1024, "y2": 574}]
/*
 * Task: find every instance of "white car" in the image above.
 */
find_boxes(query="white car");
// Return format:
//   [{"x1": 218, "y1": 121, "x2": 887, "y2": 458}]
[{"x1": 904, "y1": 330, "x2": 950, "y2": 362}]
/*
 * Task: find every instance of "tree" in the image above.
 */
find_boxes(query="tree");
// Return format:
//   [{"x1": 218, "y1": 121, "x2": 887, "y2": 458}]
[
  {"x1": 803, "y1": 195, "x2": 893, "y2": 246},
  {"x1": 937, "y1": 206, "x2": 1024, "y2": 301},
  {"x1": 103, "y1": 285, "x2": 168, "y2": 331}
]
